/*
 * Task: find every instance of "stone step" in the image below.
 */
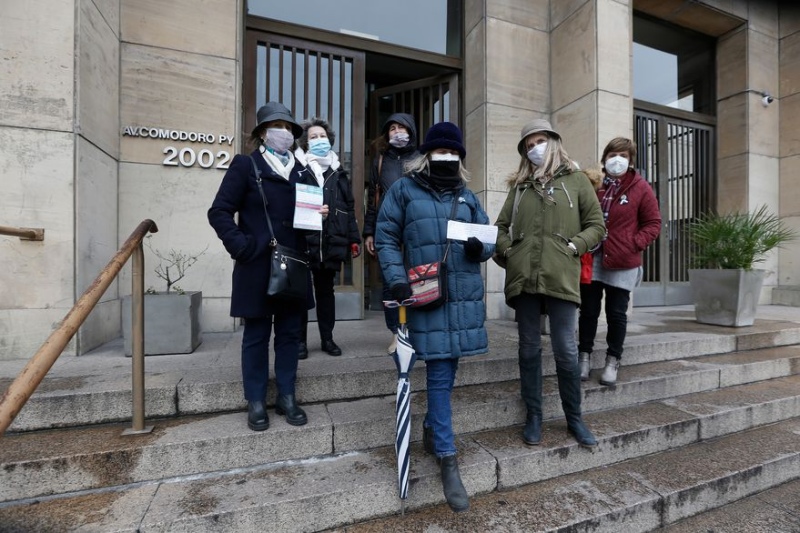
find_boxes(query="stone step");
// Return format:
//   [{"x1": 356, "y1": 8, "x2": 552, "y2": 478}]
[
  {"x1": 659, "y1": 477, "x2": 800, "y2": 532},
  {"x1": 773, "y1": 285, "x2": 800, "y2": 307},
  {"x1": 4, "y1": 400, "x2": 800, "y2": 532},
  {"x1": 332, "y1": 417, "x2": 800, "y2": 533},
  {"x1": 4, "y1": 345, "x2": 800, "y2": 504},
  {"x1": 8, "y1": 321, "x2": 800, "y2": 433}
]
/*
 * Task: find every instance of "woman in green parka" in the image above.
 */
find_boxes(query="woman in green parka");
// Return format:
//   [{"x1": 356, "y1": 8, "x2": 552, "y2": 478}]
[{"x1": 495, "y1": 119, "x2": 605, "y2": 449}]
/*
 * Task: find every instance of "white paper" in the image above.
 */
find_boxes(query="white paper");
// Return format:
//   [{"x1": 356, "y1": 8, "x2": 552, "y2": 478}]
[
  {"x1": 293, "y1": 183, "x2": 324, "y2": 231},
  {"x1": 446, "y1": 220, "x2": 498, "y2": 244}
]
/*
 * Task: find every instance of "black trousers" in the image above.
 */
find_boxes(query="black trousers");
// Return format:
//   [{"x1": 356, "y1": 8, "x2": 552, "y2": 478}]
[
  {"x1": 578, "y1": 281, "x2": 630, "y2": 359},
  {"x1": 302, "y1": 266, "x2": 337, "y2": 343}
]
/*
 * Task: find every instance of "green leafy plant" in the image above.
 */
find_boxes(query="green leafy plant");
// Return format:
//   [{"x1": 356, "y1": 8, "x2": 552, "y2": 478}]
[
  {"x1": 144, "y1": 236, "x2": 208, "y2": 294},
  {"x1": 688, "y1": 205, "x2": 796, "y2": 270}
]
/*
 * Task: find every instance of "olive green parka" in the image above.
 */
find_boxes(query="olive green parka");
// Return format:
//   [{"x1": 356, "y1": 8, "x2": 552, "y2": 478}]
[{"x1": 495, "y1": 166, "x2": 605, "y2": 307}]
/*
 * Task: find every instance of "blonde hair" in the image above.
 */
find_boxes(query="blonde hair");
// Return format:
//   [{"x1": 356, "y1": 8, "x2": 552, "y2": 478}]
[
  {"x1": 508, "y1": 135, "x2": 576, "y2": 186},
  {"x1": 405, "y1": 153, "x2": 471, "y2": 182}
]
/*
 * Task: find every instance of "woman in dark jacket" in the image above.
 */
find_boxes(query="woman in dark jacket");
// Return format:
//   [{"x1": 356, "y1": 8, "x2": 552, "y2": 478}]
[
  {"x1": 208, "y1": 102, "x2": 327, "y2": 432},
  {"x1": 376, "y1": 122, "x2": 494, "y2": 513},
  {"x1": 578, "y1": 137, "x2": 661, "y2": 386},
  {"x1": 294, "y1": 117, "x2": 361, "y2": 358},
  {"x1": 363, "y1": 113, "x2": 419, "y2": 353}
]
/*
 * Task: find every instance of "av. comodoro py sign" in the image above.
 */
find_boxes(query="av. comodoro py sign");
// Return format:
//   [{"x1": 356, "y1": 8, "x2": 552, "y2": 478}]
[{"x1": 122, "y1": 126, "x2": 234, "y2": 170}]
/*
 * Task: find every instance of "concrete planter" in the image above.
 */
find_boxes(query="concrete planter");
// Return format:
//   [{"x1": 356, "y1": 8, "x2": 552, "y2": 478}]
[
  {"x1": 122, "y1": 291, "x2": 203, "y2": 355},
  {"x1": 688, "y1": 269, "x2": 765, "y2": 327}
]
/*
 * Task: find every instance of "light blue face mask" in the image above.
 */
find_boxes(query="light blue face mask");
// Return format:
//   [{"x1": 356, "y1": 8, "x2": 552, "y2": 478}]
[{"x1": 308, "y1": 138, "x2": 331, "y2": 157}]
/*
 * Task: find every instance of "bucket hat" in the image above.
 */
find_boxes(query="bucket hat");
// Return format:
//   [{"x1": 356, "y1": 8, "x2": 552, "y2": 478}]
[
  {"x1": 517, "y1": 118, "x2": 560, "y2": 156},
  {"x1": 418, "y1": 122, "x2": 466, "y2": 159},
  {"x1": 252, "y1": 102, "x2": 303, "y2": 139}
]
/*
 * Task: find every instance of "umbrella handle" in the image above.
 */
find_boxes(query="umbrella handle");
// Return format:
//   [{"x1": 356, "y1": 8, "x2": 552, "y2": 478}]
[{"x1": 399, "y1": 305, "x2": 406, "y2": 325}]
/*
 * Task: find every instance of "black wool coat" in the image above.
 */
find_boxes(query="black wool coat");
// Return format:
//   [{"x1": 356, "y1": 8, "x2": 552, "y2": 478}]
[
  {"x1": 208, "y1": 150, "x2": 311, "y2": 318},
  {"x1": 298, "y1": 164, "x2": 361, "y2": 270}
]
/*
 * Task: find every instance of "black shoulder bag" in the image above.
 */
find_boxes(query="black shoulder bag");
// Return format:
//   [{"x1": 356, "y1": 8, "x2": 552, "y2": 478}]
[{"x1": 249, "y1": 155, "x2": 310, "y2": 302}]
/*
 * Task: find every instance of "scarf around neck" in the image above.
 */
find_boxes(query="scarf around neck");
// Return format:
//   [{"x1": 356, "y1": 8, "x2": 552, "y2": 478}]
[{"x1": 261, "y1": 147, "x2": 295, "y2": 180}]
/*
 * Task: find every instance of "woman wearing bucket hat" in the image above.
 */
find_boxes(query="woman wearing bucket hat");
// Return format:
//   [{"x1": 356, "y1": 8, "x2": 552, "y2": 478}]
[
  {"x1": 495, "y1": 118, "x2": 605, "y2": 448},
  {"x1": 208, "y1": 102, "x2": 328, "y2": 432},
  {"x1": 363, "y1": 113, "x2": 419, "y2": 354},
  {"x1": 376, "y1": 122, "x2": 494, "y2": 513}
]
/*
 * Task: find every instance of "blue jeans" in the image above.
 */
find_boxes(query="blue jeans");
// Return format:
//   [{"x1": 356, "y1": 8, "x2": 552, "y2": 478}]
[
  {"x1": 241, "y1": 312, "x2": 302, "y2": 401},
  {"x1": 516, "y1": 293, "x2": 580, "y2": 416},
  {"x1": 579, "y1": 281, "x2": 630, "y2": 359},
  {"x1": 423, "y1": 358, "x2": 459, "y2": 458}
]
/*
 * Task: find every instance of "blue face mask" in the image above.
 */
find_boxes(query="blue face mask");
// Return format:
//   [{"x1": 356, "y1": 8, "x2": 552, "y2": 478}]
[{"x1": 308, "y1": 138, "x2": 331, "y2": 157}]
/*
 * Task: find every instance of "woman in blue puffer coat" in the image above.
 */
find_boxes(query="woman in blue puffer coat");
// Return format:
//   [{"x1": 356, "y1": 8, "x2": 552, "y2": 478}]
[{"x1": 376, "y1": 122, "x2": 494, "y2": 513}]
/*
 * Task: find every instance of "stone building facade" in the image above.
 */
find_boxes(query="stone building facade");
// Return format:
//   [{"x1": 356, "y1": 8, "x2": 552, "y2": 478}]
[{"x1": 1, "y1": 0, "x2": 799, "y2": 360}]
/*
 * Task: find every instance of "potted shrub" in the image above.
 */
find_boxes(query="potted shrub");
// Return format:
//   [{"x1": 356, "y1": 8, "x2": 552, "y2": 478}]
[
  {"x1": 687, "y1": 205, "x2": 796, "y2": 327},
  {"x1": 122, "y1": 237, "x2": 207, "y2": 355}
]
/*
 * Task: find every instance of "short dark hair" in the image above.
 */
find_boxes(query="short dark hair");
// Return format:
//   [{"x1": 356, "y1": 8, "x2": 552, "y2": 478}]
[
  {"x1": 298, "y1": 117, "x2": 336, "y2": 151},
  {"x1": 601, "y1": 137, "x2": 637, "y2": 164}
]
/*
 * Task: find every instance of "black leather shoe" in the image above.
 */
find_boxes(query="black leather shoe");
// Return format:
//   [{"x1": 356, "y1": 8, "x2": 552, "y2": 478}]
[
  {"x1": 275, "y1": 394, "x2": 308, "y2": 426},
  {"x1": 298, "y1": 342, "x2": 308, "y2": 360},
  {"x1": 523, "y1": 413, "x2": 542, "y2": 445},
  {"x1": 247, "y1": 400, "x2": 269, "y2": 431},
  {"x1": 321, "y1": 339, "x2": 342, "y2": 356}
]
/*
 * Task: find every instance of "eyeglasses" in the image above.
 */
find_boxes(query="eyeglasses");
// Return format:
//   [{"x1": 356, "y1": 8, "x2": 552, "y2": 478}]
[{"x1": 383, "y1": 299, "x2": 417, "y2": 308}]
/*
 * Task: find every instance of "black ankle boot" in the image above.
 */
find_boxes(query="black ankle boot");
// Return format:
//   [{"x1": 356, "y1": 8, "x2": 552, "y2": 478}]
[
  {"x1": 247, "y1": 400, "x2": 269, "y2": 431},
  {"x1": 275, "y1": 394, "x2": 308, "y2": 426},
  {"x1": 523, "y1": 412, "x2": 542, "y2": 445},
  {"x1": 439, "y1": 455, "x2": 469, "y2": 513},
  {"x1": 566, "y1": 415, "x2": 597, "y2": 447},
  {"x1": 297, "y1": 342, "x2": 308, "y2": 360},
  {"x1": 423, "y1": 424, "x2": 434, "y2": 455}
]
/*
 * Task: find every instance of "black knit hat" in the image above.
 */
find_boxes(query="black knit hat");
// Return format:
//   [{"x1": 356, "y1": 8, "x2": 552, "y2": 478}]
[
  {"x1": 252, "y1": 102, "x2": 303, "y2": 139},
  {"x1": 418, "y1": 122, "x2": 466, "y2": 159}
]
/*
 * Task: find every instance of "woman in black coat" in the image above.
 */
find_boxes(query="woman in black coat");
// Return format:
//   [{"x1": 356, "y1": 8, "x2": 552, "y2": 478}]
[
  {"x1": 294, "y1": 117, "x2": 361, "y2": 358},
  {"x1": 208, "y1": 102, "x2": 327, "y2": 432}
]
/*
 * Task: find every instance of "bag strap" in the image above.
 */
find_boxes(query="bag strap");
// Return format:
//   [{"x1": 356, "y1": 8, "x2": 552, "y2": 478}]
[
  {"x1": 250, "y1": 155, "x2": 278, "y2": 247},
  {"x1": 441, "y1": 194, "x2": 460, "y2": 263},
  {"x1": 373, "y1": 154, "x2": 384, "y2": 209},
  {"x1": 508, "y1": 186, "x2": 523, "y2": 241}
]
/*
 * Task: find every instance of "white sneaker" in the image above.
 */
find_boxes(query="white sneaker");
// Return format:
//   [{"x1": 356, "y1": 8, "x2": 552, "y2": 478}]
[
  {"x1": 579, "y1": 352, "x2": 591, "y2": 381},
  {"x1": 387, "y1": 334, "x2": 398, "y2": 354},
  {"x1": 599, "y1": 356, "x2": 620, "y2": 386}
]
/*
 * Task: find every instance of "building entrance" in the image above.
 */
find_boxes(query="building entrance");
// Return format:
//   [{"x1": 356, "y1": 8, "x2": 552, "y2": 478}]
[{"x1": 244, "y1": 27, "x2": 461, "y2": 317}]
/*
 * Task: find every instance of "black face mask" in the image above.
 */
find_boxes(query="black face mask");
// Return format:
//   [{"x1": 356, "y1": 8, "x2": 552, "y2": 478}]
[{"x1": 429, "y1": 160, "x2": 460, "y2": 177}]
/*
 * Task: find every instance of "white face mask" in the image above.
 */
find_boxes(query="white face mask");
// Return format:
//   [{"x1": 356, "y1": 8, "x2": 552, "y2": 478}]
[
  {"x1": 389, "y1": 132, "x2": 410, "y2": 148},
  {"x1": 526, "y1": 143, "x2": 547, "y2": 167},
  {"x1": 264, "y1": 127, "x2": 295, "y2": 153},
  {"x1": 430, "y1": 153, "x2": 460, "y2": 162},
  {"x1": 605, "y1": 155, "x2": 629, "y2": 176}
]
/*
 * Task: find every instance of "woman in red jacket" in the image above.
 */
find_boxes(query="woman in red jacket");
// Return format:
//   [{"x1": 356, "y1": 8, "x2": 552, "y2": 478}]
[{"x1": 578, "y1": 137, "x2": 661, "y2": 386}]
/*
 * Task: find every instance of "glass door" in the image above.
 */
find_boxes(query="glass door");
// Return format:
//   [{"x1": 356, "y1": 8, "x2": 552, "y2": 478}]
[
  {"x1": 364, "y1": 74, "x2": 460, "y2": 310},
  {"x1": 244, "y1": 31, "x2": 366, "y2": 319}
]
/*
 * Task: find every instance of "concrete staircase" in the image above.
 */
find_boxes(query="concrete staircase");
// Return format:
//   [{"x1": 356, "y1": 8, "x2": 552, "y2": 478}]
[{"x1": 3, "y1": 307, "x2": 800, "y2": 531}]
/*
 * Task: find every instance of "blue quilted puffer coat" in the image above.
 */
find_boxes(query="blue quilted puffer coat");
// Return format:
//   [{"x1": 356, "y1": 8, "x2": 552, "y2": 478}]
[{"x1": 375, "y1": 173, "x2": 495, "y2": 360}]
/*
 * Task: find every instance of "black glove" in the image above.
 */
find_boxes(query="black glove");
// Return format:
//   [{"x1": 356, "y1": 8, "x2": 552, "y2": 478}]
[
  {"x1": 464, "y1": 237, "x2": 483, "y2": 261},
  {"x1": 391, "y1": 283, "x2": 413, "y2": 302}
]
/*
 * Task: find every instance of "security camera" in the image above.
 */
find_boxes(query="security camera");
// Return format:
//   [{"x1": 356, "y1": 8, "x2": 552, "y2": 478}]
[{"x1": 761, "y1": 93, "x2": 774, "y2": 106}]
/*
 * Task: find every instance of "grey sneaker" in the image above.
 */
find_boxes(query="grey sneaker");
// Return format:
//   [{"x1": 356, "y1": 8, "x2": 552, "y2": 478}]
[
  {"x1": 579, "y1": 352, "x2": 591, "y2": 381},
  {"x1": 599, "y1": 356, "x2": 620, "y2": 386}
]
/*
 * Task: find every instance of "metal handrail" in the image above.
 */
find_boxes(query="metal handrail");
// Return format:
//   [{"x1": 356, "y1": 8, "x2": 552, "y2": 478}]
[
  {"x1": 0, "y1": 219, "x2": 159, "y2": 436},
  {"x1": 0, "y1": 225, "x2": 45, "y2": 241}
]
